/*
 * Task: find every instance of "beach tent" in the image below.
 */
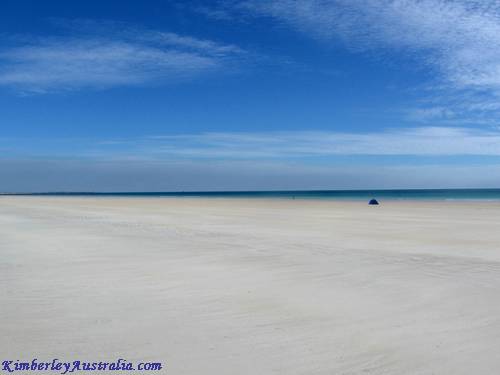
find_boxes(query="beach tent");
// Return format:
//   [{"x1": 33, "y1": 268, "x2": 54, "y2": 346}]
[{"x1": 368, "y1": 199, "x2": 379, "y2": 205}]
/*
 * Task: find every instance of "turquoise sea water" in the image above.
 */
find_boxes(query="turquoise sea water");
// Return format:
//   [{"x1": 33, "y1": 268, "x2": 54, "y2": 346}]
[{"x1": 9, "y1": 189, "x2": 500, "y2": 201}]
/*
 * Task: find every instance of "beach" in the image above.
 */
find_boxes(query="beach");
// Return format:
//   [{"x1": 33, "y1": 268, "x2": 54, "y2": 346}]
[{"x1": 2, "y1": 196, "x2": 500, "y2": 374}]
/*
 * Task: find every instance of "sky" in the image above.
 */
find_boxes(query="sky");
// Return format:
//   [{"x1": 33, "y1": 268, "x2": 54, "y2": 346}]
[{"x1": 2, "y1": 0, "x2": 500, "y2": 191}]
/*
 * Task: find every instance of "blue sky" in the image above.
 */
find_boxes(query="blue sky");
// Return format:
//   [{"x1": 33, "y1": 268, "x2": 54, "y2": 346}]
[{"x1": 2, "y1": 0, "x2": 500, "y2": 191}]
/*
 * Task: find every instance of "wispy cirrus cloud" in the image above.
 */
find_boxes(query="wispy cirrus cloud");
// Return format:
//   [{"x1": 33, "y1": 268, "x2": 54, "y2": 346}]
[
  {"x1": 133, "y1": 127, "x2": 500, "y2": 158},
  {"x1": 5, "y1": 127, "x2": 500, "y2": 160},
  {"x1": 240, "y1": 0, "x2": 500, "y2": 88},
  {"x1": 228, "y1": 0, "x2": 500, "y2": 124},
  {"x1": 0, "y1": 20, "x2": 246, "y2": 93}
]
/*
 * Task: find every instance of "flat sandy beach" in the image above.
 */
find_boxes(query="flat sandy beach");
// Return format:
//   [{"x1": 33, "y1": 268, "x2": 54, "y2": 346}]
[{"x1": 2, "y1": 197, "x2": 500, "y2": 374}]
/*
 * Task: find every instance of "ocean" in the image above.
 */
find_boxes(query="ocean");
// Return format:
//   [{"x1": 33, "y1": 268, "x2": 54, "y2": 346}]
[{"x1": 7, "y1": 189, "x2": 500, "y2": 201}]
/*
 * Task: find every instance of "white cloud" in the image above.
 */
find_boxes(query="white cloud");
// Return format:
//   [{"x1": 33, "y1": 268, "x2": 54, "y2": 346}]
[
  {"x1": 0, "y1": 22, "x2": 246, "y2": 93},
  {"x1": 242, "y1": 0, "x2": 500, "y2": 87},
  {"x1": 406, "y1": 106, "x2": 456, "y2": 122},
  {"x1": 237, "y1": 0, "x2": 500, "y2": 124},
  {"x1": 5, "y1": 127, "x2": 500, "y2": 159},
  {"x1": 8, "y1": 127, "x2": 498, "y2": 160},
  {"x1": 133, "y1": 127, "x2": 500, "y2": 158}
]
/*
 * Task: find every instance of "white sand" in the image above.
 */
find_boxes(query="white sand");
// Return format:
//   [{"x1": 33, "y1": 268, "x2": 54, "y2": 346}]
[{"x1": 1, "y1": 197, "x2": 500, "y2": 374}]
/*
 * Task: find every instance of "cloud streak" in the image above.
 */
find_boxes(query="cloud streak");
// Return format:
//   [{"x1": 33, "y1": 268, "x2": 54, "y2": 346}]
[
  {"x1": 5, "y1": 127, "x2": 500, "y2": 159},
  {"x1": 0, "y1": 21, "x2": 246, "y2": 93},
  {"x1": 136, "y1": 127, "x2": 500, "y2": 158}
]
